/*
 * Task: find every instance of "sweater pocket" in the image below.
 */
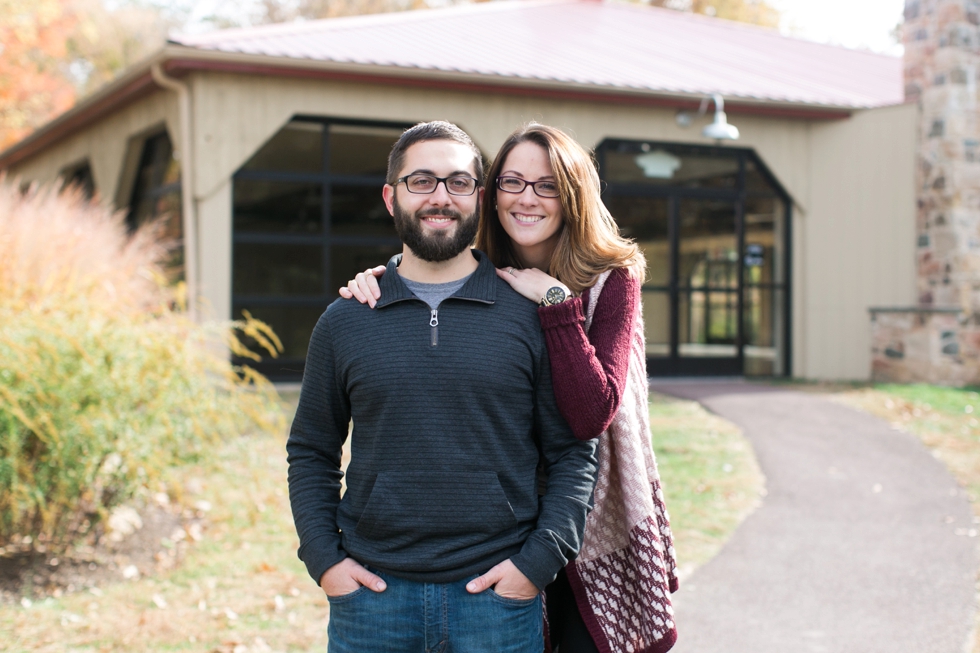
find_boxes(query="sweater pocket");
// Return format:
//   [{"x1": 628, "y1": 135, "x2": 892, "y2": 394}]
[{"x1": 354, "y1": 471, "x2": 518, "y2": 548}]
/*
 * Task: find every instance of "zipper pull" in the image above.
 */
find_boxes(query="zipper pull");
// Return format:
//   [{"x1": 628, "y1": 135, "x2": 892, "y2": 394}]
[{"x1": 430, "y1": 309, "x2": 438, "y2": 346}]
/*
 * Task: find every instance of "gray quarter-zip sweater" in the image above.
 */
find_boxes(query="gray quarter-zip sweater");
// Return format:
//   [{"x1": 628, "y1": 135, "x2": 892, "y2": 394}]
[{"x1": 287, "y1": 250, "x2": 598, "y2": 590}]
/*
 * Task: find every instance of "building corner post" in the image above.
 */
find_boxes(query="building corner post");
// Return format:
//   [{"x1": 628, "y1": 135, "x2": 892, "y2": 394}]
[{"x1": 150, "y1": 62, "x2": 199, "y2": 322}]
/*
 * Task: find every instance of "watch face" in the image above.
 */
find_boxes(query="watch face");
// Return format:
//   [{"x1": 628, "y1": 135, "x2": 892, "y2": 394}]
[{"x1": 545, "y1": 286, "x2": 566, "y2": 305}]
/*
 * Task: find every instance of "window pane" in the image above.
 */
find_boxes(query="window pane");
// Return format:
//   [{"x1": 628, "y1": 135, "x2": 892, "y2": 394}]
[
  {"x1": 329, "y1": 124, "x2": 403, "y2": 176},
  {"x1": 678, "y1": 290, "x2": 738, "y2": 358},
  {"x1": 606, "y1": 195, "x2": 669, "y2": 286},
  {"x1": 331, "y1": 243, "x2": 403, "y2": 293},
  {"x1": 642, "y1": 290, "x2": 670, "y2": 356},
  {"x1": 745, "y1": 159, "x2": 776, "y2": 193},
  {"x1": 234, "y1": 180, "x2": 322, "y2": 234},
  {"x1": 131, "y1": 197, "x2": 156, "y2": 227},
  {"x1": 160, "y1": 156, "x2": 181, "y2": 186},
  {"x1": 744, "y1": 196, "x2": 786, "y2": 284},
  {"x1": 60, "y1": 161, "x2": 96, "y2": 199},
  {"x1": 153, "y1": 191, "x2": 184, "y2": 277},
  {"x1": 128, "y1": 132, "x2": 181, "y2": 231},
  {"x1": 234, "y1": 305, "x2": 327, "y2": 361},
  {"x1": 744, "y1": 288, "x2": 785, "y2": 376},
  {"x1": 331, "y1": 184, "x2": 397, "y2": 238},
  {"x1": 154, "y1": 191, "x2": 183, "y2": 240},
  {"x1": 678, "y1": 199, "x2": 737, "y2": 289},
  {"x1": 242, "y1": 121, "x2": 324, "y2": 173},
  {"x1": 602, "y1": 142, "x2": 738, "y2": 189},
  {"x1": 233, "y1": 243, "x2": 323, "y2": 296}
]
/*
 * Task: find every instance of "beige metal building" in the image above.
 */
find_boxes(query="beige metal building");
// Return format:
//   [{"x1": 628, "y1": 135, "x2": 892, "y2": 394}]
[{"x1": 0, "y1": 0, "x2": 915, "y2": 381}]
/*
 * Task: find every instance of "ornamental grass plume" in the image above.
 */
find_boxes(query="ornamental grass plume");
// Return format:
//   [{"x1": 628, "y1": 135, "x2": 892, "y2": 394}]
[
  {"x1": 0, "y1": 178, "x2": 285, "y2": 552},
  {"x1": 0, "y1": 178, "x2": 169, "y2": 313}
]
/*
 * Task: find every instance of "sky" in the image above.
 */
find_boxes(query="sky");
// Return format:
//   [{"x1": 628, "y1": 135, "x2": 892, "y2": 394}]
[{"x1": 773, "y1": 0, "x2": 905, "y2": 55}]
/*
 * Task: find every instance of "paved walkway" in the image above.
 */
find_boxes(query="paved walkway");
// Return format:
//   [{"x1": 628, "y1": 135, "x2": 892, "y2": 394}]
[{"x1": 649, "y1": 381, "x2": 978, "y2": 653}]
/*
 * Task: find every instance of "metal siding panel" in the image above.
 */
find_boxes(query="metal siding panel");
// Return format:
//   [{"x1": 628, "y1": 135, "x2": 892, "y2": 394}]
[{"x1": 805, "y1": 104, "x2": 917, "y2": 380}]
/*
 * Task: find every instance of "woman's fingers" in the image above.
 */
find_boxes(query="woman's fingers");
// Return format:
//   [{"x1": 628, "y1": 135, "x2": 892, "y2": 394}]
[
  {"x1": 358, "y1": 270, "x2": 383, "y2": 306},
  {"x1": 494, "y1": 267, "x2": 546, "y2": 303},
  {"x1": 339, "y1": 266, "x2": 386, "y2": 307},
  {"x1": 495, "y1": 266, "x2": 519, "y2": 288},
  {"x1": 347, "y1": 273, "x2": 371, "y2": 305}
]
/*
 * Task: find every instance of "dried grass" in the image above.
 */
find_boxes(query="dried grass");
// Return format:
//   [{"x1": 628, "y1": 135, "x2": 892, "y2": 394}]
[
  {"x1": 0, "y1": 179, "x2": 172, "y2": 314},
  {"x1": 0, "y1": 177, "x2": 285, "y2": 552}
]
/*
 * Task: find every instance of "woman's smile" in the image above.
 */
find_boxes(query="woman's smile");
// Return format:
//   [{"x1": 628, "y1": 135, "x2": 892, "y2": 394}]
[{"x1": 496, "y1": 141, "x2": 563, "y2": 266}]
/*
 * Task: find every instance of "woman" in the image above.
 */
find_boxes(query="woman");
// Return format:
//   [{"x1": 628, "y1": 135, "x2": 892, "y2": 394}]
[{"x1": 341, "y1": 124, "x2": 678, "y2": 653}]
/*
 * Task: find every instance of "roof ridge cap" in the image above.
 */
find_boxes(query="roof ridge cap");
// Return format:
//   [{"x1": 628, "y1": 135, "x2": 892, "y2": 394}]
[{"x1": 172, "y1": 0, "x2": 575, "y2": 46}]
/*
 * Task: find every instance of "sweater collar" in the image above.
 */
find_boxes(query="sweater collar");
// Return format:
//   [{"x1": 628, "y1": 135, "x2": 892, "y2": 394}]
[{"x1": 375, "y1": 249, "x2": 497, "y2": 308}]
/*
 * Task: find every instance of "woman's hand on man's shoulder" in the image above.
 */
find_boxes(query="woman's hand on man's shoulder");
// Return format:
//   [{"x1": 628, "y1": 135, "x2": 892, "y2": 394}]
[
  {"x1": 338, "y1": 265, "x2": 386, "y2": 308},
  {"x1": 495, "y1": 266, "x2": 570, "y2": 306}
]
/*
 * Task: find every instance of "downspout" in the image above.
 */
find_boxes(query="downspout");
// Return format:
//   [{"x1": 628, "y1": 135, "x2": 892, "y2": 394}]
[{"x1": 150, "y1": 62, "x2": 198, "y2": 322}]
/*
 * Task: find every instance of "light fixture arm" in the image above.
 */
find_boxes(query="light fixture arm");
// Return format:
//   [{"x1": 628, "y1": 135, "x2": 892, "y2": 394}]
[{"x1": 698, "y1": 93, "x2": 725, "y2": 116}]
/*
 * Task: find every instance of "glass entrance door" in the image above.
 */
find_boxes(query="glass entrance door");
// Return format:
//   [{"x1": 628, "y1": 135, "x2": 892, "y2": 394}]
[
  {"x1": 599, "y1": 140, "x2": 790, "y2": 377},
  {"x1": 676, "y1": 198, "x2": 741, "y2": 374}
]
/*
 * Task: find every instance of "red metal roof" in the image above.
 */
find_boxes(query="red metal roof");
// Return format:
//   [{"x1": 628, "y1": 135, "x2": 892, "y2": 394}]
[{"x1": 172, "y1": 0, "x2": 903, "y2": 109}]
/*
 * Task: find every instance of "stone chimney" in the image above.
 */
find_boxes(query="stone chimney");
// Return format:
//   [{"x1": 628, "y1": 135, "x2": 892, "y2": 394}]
[
  {"x1": 905, "y1": 0, "x2": 980, "y2": 309},
  {"x1": 870, "y1": 0, "x2": 980, "y2": 384}
]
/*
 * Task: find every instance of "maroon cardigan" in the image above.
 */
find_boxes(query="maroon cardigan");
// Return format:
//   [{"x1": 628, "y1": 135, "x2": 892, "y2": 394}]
[
  {"x1": 537, "y1": 267, "x2": 637, "y2": 441},
  {"x1": 538, "y1": 267, "x2": 678, "y2": 653}
]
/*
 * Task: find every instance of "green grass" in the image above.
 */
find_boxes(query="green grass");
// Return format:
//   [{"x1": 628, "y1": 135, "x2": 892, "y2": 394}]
[
  {"x1": 649, "y1": 392, "x2": 764, "y2": 577},
  {"x1": 873, "y1": 383, "x2": 980, "y2": 415},
  {"x1": 0, "y1": 390, "x2": 761, "y2": 651}
]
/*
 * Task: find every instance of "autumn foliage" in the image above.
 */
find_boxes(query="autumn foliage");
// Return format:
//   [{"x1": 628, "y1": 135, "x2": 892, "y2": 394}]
[{"x1": 0, "y1": 0, "x2": 78, "y2": 150}]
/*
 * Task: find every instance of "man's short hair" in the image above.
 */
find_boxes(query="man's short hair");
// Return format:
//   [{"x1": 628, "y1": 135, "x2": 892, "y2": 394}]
[{"x1": 386, "y1": 121, "x2": 484, "y2": 185}]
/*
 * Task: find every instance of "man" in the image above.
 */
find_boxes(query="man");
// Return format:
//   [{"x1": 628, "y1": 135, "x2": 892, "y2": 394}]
[{"x1": 287, "y1": 121, "x2": 598, "y2": 653}]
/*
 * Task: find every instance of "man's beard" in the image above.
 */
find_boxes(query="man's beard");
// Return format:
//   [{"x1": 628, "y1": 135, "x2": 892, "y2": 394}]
[{"x1": 392, "y1": 199, "x2": 479, "y2": 263}]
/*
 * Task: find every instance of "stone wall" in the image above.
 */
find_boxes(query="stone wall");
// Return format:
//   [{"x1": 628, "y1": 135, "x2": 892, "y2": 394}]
[
  {"x1": 905, "y1": 0, "x2": 980, "y2": 309},
  {"x1": 882, "y1": 0, "x2": 980, "y2": 384},
  {"x1": 870, "y1": 308, "x2": 980, "y2": 383}
]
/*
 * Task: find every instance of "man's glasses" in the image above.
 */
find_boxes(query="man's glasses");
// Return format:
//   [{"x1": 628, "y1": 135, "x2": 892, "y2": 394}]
[
  {"x1": 496, "y1": 176, "x2": 560, "y2": 198},
  {"x1": 396, "y1": 174, "x2": 480, "y2": 196}
]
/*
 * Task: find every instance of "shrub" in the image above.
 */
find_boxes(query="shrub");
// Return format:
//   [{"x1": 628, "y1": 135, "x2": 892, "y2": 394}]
[{"x1": 0, "y1": 179, "x2": 285, "y2": 551}]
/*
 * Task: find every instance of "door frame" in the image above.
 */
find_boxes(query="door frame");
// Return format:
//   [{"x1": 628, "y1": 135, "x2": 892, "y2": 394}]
[{"x1": 597, "y1": 140, "x2": 793, "y2": 377}]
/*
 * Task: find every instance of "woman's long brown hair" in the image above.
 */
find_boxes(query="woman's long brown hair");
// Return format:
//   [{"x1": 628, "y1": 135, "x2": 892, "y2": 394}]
[{"x1": 475, "y1": 123, "x2": 645, "y2": 295}]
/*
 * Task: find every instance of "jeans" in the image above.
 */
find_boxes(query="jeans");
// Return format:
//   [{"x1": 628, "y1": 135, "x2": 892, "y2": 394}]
[{"x1": 326, "y1": 567, "x2": 543, "y2": 653}]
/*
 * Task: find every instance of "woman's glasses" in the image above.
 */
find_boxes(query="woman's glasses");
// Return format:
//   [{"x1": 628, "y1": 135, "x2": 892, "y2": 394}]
[{"x1": 496, "y1": 176, "x2": 560, "y2": 198}]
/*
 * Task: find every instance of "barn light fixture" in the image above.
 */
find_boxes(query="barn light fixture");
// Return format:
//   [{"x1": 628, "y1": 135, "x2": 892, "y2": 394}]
[{"x1": 700, "y1": 93, "x2": 740, "y2": 141}]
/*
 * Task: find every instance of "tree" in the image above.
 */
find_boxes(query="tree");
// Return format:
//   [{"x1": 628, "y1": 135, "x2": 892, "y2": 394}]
[
  {"x1": 647, "y1": 0, "x2": 780, "y2": 28},
  {"x1": 65, "y1": 0, "x2": 171, "y2": 95},
  {"x1": 0, "y1": 0, "x2": 78, "y2": 150},
  {"x1": 0, "y1": 0, "x2": 169, "y2": 150}
]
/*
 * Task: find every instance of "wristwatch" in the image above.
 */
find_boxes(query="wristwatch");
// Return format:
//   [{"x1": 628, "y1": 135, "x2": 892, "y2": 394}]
[{"x1": 539, "y1": 286, "x2": 568, "y2": 307}]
